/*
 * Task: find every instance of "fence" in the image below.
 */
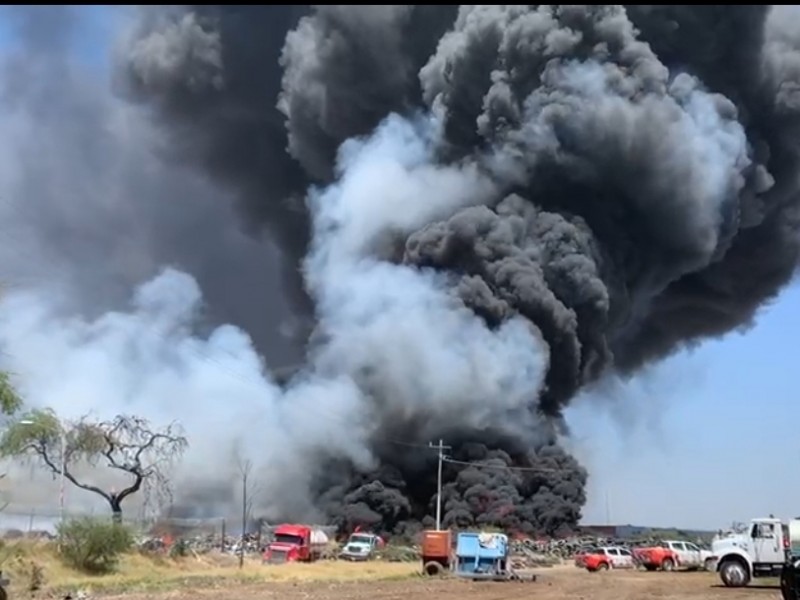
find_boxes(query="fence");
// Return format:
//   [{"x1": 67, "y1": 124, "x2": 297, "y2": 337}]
[
  {"x1": 0, "y1": 505, "x2": 714, "y2": 560},
  {"x1": 0, "y1": 507, "x2": 339, "y2": 557}
]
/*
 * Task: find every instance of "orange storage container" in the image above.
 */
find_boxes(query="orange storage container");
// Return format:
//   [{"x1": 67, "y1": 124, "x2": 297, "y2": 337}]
[{"x1": 421, "y1": 530, "x2": 452, "y2": 559}]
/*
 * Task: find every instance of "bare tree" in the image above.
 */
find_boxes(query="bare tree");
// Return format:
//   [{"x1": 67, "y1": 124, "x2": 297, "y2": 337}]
[
  {"x1": 235, "y1": 454, "x2": 260, "y2": 568},
  {"x1": 0, "y1": 409, "x2": 188, "y2": 521}
]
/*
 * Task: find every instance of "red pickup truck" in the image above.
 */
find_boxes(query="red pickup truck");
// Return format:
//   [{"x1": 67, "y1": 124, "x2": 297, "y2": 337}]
[{"x1": 582, "y1": 546, "x2": 637, "y2": 572}]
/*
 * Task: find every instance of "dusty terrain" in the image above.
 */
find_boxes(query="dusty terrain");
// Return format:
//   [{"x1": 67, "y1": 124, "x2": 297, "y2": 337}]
[{"x1": 101, "y1": 567, "x2": 782, "y2": 600}]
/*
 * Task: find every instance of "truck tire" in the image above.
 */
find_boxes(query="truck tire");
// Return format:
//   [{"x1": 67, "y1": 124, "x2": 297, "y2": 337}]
[
  {"x1": 597, "y1": 562, "x2": 609, "y2": 571},
  {"x1": 661, "y1": 558, "x2": 675, "y2": 572},
  {"x1": 423, "y1": 561, "x2": 445, "y2": 576},
  {"x1": 781, "y1": 562, "x2": 800, "y2": 600},
  {"x1": 719, "y1": 558, "x2": 751, "y2": 588}
]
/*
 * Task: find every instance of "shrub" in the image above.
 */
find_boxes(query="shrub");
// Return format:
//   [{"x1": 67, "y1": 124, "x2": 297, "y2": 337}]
[
  {"x1": 379, "y1": 544, "x2": 419, "y2": 562},
  {"x1": 168, "y1": 538, "x2": 189, "y2": 558},
  {"x1": 56, "y1": 517, "x2": 134, "y2": 574}
]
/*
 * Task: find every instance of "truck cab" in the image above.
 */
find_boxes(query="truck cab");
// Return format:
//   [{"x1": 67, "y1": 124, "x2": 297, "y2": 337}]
[
  {"x1": 263, "y1": 524, "x2": 329, "y2": 564},
  {"x1": 711, "y1": 517, "x2": 789, "y2": 587},
  {"x1": 340, "y1": 532, "x2": 384, "y2": 561}
]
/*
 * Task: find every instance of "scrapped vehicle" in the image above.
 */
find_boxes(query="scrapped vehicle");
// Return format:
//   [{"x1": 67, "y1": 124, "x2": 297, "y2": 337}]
[
  {"x1": 583, "y1": 546, "x2": 636, "y2": 572},
  {"x1": 340, "y1": 532, "x2": 385, "y2": 561}
]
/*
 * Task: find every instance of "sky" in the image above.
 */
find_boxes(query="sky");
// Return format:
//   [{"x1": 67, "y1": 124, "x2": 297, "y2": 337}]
[
  {"x1": 1, "y1": 5, "x2": 798, "y2": 533},
  {"x1": 568, "y1": 280, "x2": 800, "y2": 530}
]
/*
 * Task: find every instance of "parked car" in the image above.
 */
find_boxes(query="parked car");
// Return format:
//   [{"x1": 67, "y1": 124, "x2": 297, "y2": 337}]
[
  {"x1": 583, "y1": 546, "x2": 637, "y2": 572},
  {"x1": 634, "y1": 540, "x2": 714, "y2": 572}
]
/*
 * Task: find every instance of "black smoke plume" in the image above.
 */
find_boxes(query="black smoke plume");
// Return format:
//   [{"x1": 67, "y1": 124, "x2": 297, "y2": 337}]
[{"x1": 2, "y1": 5, "x2": 799, "y2": 535}]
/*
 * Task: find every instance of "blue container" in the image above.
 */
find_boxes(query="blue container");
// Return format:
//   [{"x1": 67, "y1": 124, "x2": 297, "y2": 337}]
[{"x1": 454, "y1": 532, "x2": 509, "y2": 578}]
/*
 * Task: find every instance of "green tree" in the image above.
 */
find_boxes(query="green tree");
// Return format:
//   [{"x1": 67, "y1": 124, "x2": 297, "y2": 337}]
[
  {"x1": 0, "y1": 370, "x2": 22, "y2": 510},
  {"x1": 0, "y1": 410, "x2": 188, "y2": 521},
  {"x1": 0, "y1": 371, "x2": 21, "y2": 416}
]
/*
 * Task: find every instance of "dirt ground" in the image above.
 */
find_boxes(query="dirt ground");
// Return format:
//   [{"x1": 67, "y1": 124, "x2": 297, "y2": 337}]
[{"x1": 102, "y1": 566, "x2": 783, "y2": 600}]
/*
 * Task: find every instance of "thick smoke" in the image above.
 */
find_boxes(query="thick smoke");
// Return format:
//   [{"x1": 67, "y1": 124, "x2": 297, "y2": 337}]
[
  {"x1": 0, "y1": 5, "x2": 305, "y2": 367},
  {"x1": 2, "y1": 5, "x2": 800, "y2": 535}
]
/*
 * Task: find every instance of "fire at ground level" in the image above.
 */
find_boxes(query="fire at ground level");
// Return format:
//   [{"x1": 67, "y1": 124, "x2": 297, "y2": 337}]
[{"x1": 97, "y1": 568, "x2": 778, "y2": 600}]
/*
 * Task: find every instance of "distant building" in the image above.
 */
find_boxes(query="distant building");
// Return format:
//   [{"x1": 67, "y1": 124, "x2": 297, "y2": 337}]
[{"x1": 581, "y1": 524, "x2": 715, "y2": 541}]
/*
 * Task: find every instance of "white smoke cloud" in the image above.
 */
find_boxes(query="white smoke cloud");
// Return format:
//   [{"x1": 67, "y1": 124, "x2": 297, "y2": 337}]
[{"x1": 0, "y1": 113, "x2": 549, "y2": 519}]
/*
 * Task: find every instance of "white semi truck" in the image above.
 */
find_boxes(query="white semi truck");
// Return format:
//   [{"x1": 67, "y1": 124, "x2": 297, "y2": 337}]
[{"x1": 710, "y1": 516, "x2": 790, "y2": 587}]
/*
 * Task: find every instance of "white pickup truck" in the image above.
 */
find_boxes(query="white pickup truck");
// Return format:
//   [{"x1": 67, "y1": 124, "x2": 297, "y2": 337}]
[
  {"x1": 664, "y1": 540, "x2": 715, "y2": 570},
  {"x1": 633, "y1": 540, "x2": 714, "y2": 571},
  {"x1": 710, "y1": 517, "x2": 789, "y2": 587},
  {"x1": 339, "y1": 533, "x2": 384, "y2": 561}
]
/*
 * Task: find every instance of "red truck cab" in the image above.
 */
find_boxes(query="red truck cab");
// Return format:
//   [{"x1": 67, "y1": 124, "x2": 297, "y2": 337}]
[{"x1": 263, "y1": 524, "x2": 328, "y2": 564}]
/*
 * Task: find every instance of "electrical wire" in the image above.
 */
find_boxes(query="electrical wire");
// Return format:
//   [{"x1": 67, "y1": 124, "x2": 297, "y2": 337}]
[{"x1": 443, "y1": 456, "x2": 565, "y2": 474}]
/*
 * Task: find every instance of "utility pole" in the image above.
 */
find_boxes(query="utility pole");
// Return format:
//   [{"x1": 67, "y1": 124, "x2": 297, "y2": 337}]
[
  {"x1": 429, "y1": 439, "x2": 451, "y2": 531},
  {"x1": 238, "y1": 458, "x2": 254, "y2": 569},
  {"x1": 240, "y1": 462, "x2": 248, "y2": 569},
  {"x1": 59, "y1": 428, "x2": 66, "y2": 528}
]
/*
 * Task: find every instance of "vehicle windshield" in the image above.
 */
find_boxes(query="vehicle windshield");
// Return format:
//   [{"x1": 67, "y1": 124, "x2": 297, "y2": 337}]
[
  {"x1": 274, "y1": 534, "x2": 304, "y2": 546},
  {"x1": 349, "y1": 535, "x2": 373, "y2": 545}
]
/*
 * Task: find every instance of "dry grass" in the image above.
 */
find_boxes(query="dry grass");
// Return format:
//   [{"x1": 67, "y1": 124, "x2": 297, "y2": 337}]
[{"x1": 0, "y1": 539, "x2": 419, "y2": 596}]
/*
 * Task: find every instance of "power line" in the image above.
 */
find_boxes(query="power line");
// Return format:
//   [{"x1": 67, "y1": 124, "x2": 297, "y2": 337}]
[
  {"x1": 384, "y1": 438, "x2": 440, "y2": 450},
  {"x1": 443, "y1": 456, "x2": 566, "y2": 474}
]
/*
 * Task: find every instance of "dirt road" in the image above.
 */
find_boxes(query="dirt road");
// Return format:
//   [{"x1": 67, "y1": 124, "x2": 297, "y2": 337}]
[{"x1": 104, "y1": 567, "x2": 783, "y2": 600}]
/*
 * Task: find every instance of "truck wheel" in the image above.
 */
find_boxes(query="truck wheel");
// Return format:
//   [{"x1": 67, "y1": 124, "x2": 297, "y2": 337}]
[
  {"x1": 423, "y1": 561, "x2": 444, "y2": 576},
  {"x1": 597, "y1": 562, "x2": 609, "y2": 571},
  {"x1": 781, "y1": 562, "x2": 800, "y2": 600},
  {"x1": 719, "y1": 559, "x2": 751, "y2": 588},
  {"x1": 661, "y1": 558, "x2": 675, "y2": 572}
]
